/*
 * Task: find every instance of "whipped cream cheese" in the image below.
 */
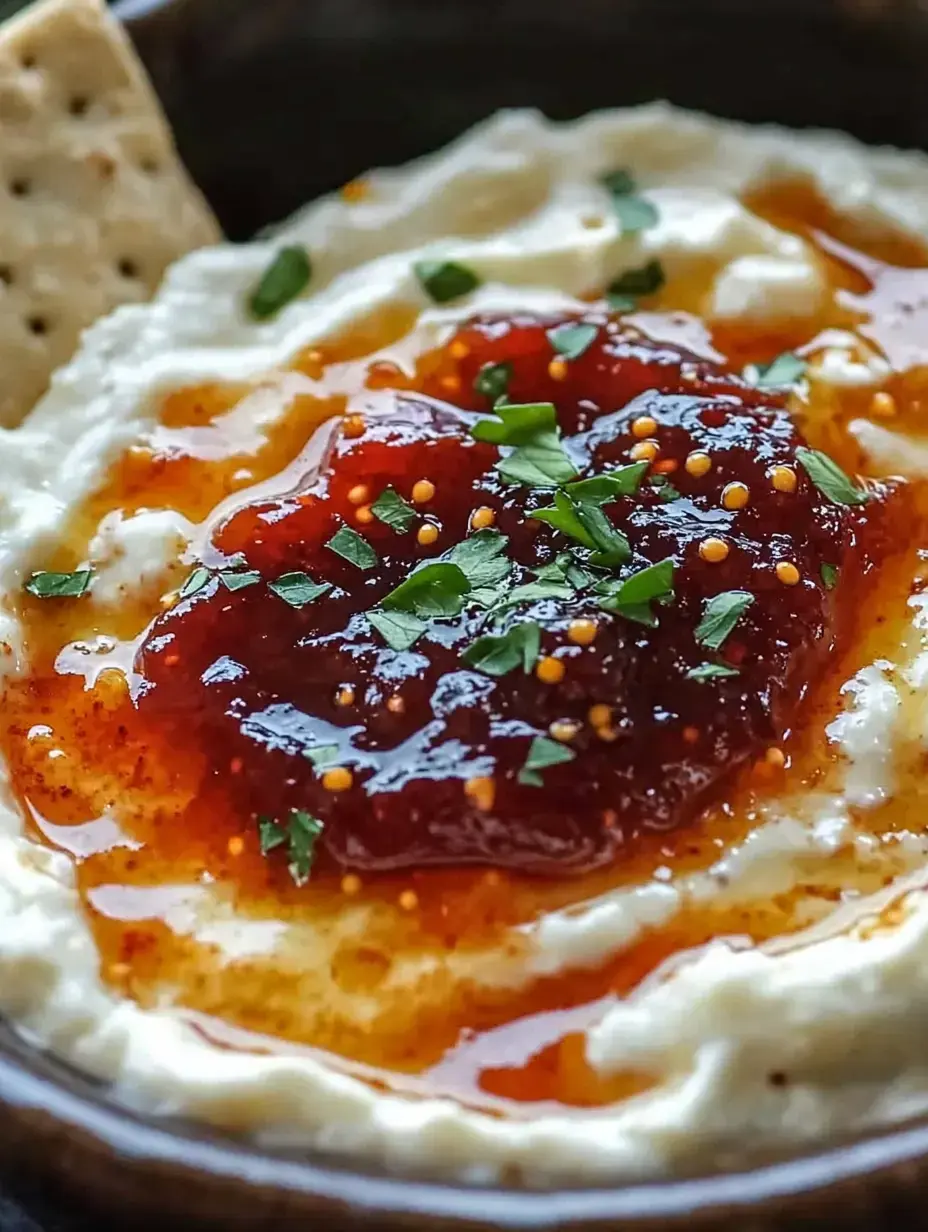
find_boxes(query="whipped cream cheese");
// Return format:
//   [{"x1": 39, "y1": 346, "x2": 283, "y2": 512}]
[{"x1": 0, "y1": 104, "x2": 927, "y2": 1185}]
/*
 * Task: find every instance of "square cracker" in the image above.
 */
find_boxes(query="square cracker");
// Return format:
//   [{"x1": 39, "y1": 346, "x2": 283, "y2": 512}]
[{"x1": 0, "y1": 0, "x2": 220, "y2": 427}]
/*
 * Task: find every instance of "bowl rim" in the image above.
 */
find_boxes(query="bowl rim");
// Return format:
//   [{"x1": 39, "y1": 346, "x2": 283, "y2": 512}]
[{"x1": 3, "y1": 1030, "x2": 928, "y2": 1228}]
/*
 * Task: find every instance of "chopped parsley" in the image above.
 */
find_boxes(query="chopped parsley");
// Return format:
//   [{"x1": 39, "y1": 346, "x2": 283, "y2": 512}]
[
  {"x1": 517, "y1": 735, "x2": 576, "y2": 786},
  {"x1": 796, "y1": 447, "x2": 869, "y2": 507},
  {"x1": 258, "y1": 810, "x2": 325, "y2": 886},
  {"x1": 24, "y1": 569, "x2": 93, "y2": 599},
  {"x1": 371, "y1": 485, "x2": 416, "y2": 533},
  {"x1": 269, "y1": 571, "x2": 331, "y2": 607},
  {"x1": 473, "y1": 360, "x2": 512, "y2": 403},
  {"x1": 471, "y1": 401, "x2": 556, "y2": 446},
  {"x1": 178, "y1": 567, "x2": 210, "y2": 600},
  {"x1": 461, "y1": 620, "x2": 541, "y2": 677},
  {"x1": 248, "y1": 246, "x2": 312, "y2": 320},
  {"x1": 546, "y1": 322, "x2": 598, "y2": 361},
  {"x1": 219, "y1": 569, "x2": 261, "y2": 591},
  {"x1": 599, "y1": 558, "x2": 675, "y2": 626},
  {"x1": 694, "y1": 590, "x2": 754, "y2": 650},
  {"x1": 606, "y1": 259, "x2": 665, "y2": 311},
  {"x1": 564, "y1": 462, "x2": 648, "y2": 503},
  {"x1": 497, "y1": 429, "x2": 578, "y2": 488},
  {"x1": 326, "y1": 525, "x2": 378, "y2": 570},
  {"x1": 303, "y1": 744, "x2": 339, "y2": 770},
  {"x1": 447, "y1": 529, "x2": 511, "y2": 590},
  {"x1": 489, "y1": 577, "x2": 574, "y2": 610},
  {"x1": 686, "y1": 662, "x2": 740, "y2": 683},
  {"x1": 533, "y1": 490, "x2": 630, "y2": 567},
  {"x1": 650, "y1": 475, "x2": 681, "y2": 503},
  {"x1": 751, "y1": 352, "x2": 807, "y2": 389},
  {"x1": 600, "y1": 169, "x2": 659, "y2": 234},
  {"x1": 414, "y1": 259, "x2": 480, "y2": 304},
  {"x1": 820, "y1": 562, "x2": 839, "y2": 590},
  {"x1": 368, "y1": 608, "x2": 427, "y2": 651},
  {"x1": 381, "y1": 561, "x2": 470, "y2": 618}
]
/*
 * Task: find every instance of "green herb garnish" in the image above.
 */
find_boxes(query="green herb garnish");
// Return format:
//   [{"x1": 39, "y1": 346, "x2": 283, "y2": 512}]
[
  {"x1": 248, "y1": 246, "x2": 312, "y2": 320},
  {"x1": 368, "y1": 608, "x2": 427, "y2": 651},
  {"x1": 286, "y1": 809, "x2": 325, "y2": 885},
  {"x1": 24, "y1": 569, "x2": 93, "y2": 599},
  {"x1": 497, "y1": 430, "x2": 578, "y2": 488},
  {"x1": 303, "y1": 744, "x2": 339, "y2": 770},
  {"x1": 474, "y1": 361, "x2": 512, "y2": 403},
  {"x1": 517, "y1": 735, "x2": 576, "y2": 786},
  {"x1": 326, "y1": 525, "x2": 378, "y2": 570},
  {"x1": 606, "y1": 259, "x2": 665, "y2": 311},
  {"x1": 686, "y1": 662, "x2": 740, "y2": 683},
  {"x1": 694, "y1": 590, "x2": 754, "y2": 650},
  {"x1": 600, "y1": 169, "x2": 659, "y2": 234},
  {"x1": 414, "y1": 259, "x2": 480, "y2": 304},
  {"x1": 796, "y1": 447, "x2": 869, "y2": 507},
  {"x1": 178, "y1": 567, "x2": 210, "y2": 600},
  {"x1": 489, "y1": 578, "x2": 574, "y2": 610},
  {"x1": 371, "y1": 485, "x2": 416, "y2": 534},
  {"x1": 381, "y1": 561, "x2": 470, "y2": 618},
  {"x1": 219, "y1": 569, "x2": 261, "y2": 591},
  {"x1": 448, "y1": 529, "x2": 511, "y2": 590},
  {"x1": 599, "y1": 558, "x2": 675, "y2": 626},
  {"x1": 752, "y1": 352, "x2": 807, "y2": 389},
  {"x1": 461, "y1": 621, "x2": 541, "y2": 677},
  {"x1": 821, "y1": 562, "x2": 839, "y2": 590},
  {"x1": 258, "y1": 817, "x2": 287, "y2": 854},
  {"x1": 547, "y1": 322, "x2": 598, "y2": 361},
  {"x1": 564, "y1": 462, "x2": 648, "y2": 503},
  {"x1": 650, "y1": 475, "x2": 681, "y2": 503},
  {"x1": 471, "y1": 401, "x2": 556, "y2": 446},
  {"x1": 533, "y1": 491, "x2": 630, "y2": 567},
  {"x1": 269, "y1": 571, "x2": 331, "y2": 607}
]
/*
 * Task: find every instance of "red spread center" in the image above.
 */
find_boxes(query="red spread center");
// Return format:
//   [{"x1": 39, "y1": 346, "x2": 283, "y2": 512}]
[{"x1": 135, "y1": 313, "x2": 891, "y2": 875}]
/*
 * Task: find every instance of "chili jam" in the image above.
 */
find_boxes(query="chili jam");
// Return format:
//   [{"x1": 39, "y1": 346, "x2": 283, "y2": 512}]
[
  {"x1": 6, "y1": 183, "x2": 928, "y2": 1107},
  {"x1": 137, "y1": 316, "x2": 893, "y2": 875}
]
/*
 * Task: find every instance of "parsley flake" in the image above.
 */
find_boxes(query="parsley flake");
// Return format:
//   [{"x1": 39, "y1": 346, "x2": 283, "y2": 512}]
[
  {"x1": 752, "y1": 352, "x2": 807, "y2": 389},
  {"x1": 371, "y1": 485, "x2": 416, "y2": 534},
  {"x1": 564, "y1": 462, "x2": 648, "y2": 503},
  {"x1": 219, "y1": 569, "x2": 261, "y2": 592},
  {"x1": 448, "y1": 529, "x2": 511, "y2": 590},
  {"x1": 533, "y1": 490, "x2": 630, "y2": 566},
  {"x1": 517, "y1": 735, "x2": 576, "y2": 787},
  {"x1": 474, "y1": 361, "x2": 512, "y2": 403},
  {"x1": 258, "y1": 817, "x2": 287, "y2": 855},
  {"x1": 287, "y1": 809, "x2": 325, "y2": 885},
  {"x1": 326, "y1": 525, "x2": 378, "y2": 570},
  {"x1": 600, "y1": 168, "x2": 659, "y2": 234},
  {"x1": 796, "y1": 447, "x2": 869, "y2": 507},
  {"x1": 24, "y1": 569, "x2": 93, "y2": 599},
  {"x1": 471, "y1": 401, "x2": 556, "y2": 446},
  {"x1": 599, "y1": 558, "x2": 675, "y2": 626},
  {"x1": 694, "y1": 590, "x2": 754, "y2": 650},
  {"x1": 497, "y1": 430, "x2": 578, "y2": 488},
  {"x1": 546, "y1": 322, "x2": 598, "y2": 361},
  {"x1": 606, "y1": 260, "x2": 665, "y2": 310},
  {"x1": 461, "y1": 621, "x2": 541, "y2": 677},
  {"x1": 382, "y1": 561, "x2": 470, "y2": 619},
  {"x1": 248, "y1": 246, "x2": 312, "y2": 320},
  {"x1": 368, "y1": 608, "x2": 427, "y2": 651},
  {"x1": 414, "y1": 259, "x2": 480, "y2": 304},
  {"x1": 178, "y1": 567, "x2": 210, "y2": 600},
  {"x1": 269, "y1": 571, "x2": 331, "y2": 608},
  {"x1": 303, "y1": 744, "x2": 339, "y2": 770},
  {"x1": 686, "y1": 662, "x2": 740, "y2": 683},
  {"x1": 821, "y1": 562, "x2": 839, "y2": 590}
]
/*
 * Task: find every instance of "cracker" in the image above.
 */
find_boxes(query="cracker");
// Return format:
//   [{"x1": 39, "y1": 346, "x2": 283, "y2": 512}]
[{"x1": 0, "y1": 0, "x2": 220, "y2": 426}]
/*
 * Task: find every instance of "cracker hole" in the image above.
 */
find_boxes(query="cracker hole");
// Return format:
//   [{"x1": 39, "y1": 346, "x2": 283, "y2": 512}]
[
  {"x1": 9, "y1": 179, "x2": 30, "y2": 198},
  {"x1": 20, "y1": 53, "x2": 36, "y2": 70},
  {"x1": 139, "y1": 156, "x2": 160, "y2": 175},
  {"x1": 27, "y1": 315, "x2": 47, "y2": 336},
  {"x1": 68, "y1": 96, "x2": 89, "y2": 117},
  {"x1": 117, "y1": 258, "x2": 139, "y2": 279},
  {"x1": 0, "y1": 265, "x2": 13, "y2": 287}
]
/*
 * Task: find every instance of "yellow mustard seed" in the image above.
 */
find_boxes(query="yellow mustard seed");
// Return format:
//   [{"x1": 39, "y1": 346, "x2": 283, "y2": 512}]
[
  {"x1": 548, "y1": 358, "x2": 569, "y2": 381},
  {"x1": 632, "y1": 415, "x2": 658, "y2": 439},
  {"x1": 588, "y1": 703, "x2": 612, "y2": 729},
  {"x1": 770, "y1": 465, "x2": 797, "y2": 494},
  {"x1": 227, "y1": 835, "x2": 244, "y2": 857},
  {"x1": 412, "y1": 479, "x2": 435, "y2": 505},
  {"x1": 775, "y1": 561, "x2": 801, "y2": 586},
  {"x1": 464, "y1": 776, "x2": 496, "y2": 811},
  {"x1": 417, "y1": 523, "x2": 439, "y2": 546},
  {"x1": 629, "y1": 439, "x2": 659, "y2": 463},
  {"x1": 470, "y1": 506, "x2": 496, "y2": 531},
  {"x1": 870, "y1": 390, "x2": 897, "y2": 419},
  {"x1": 567, "y1": 618, "x2": 598, "y2": 646},
  {"x1": 347, "y1": 483, "x2": 369, "y2": 505},
  {"x1": 398, "y1": 889, "x2": 419, "y2": 912},
  {"x1": 335, "y1": 685, "x2": 355, "y2": 707},
  {"x1": 386, "y1": 694, "x2": 405, "y2": 714},
  {"x1": 322, "y1": 766, "x2": 353, "y2": 792},
  {"x1": 355, "y1": 505, "x2": 374, "y2": 525},
  {"x1": 685, "y1": 451, "x2": 712, "y2": 478},
  {"x1": 342, "y1": 413, "x2": 365, "y2": 439},
  {"x1": 721, "y1": 481, "x2": 750, "y2": 511},
  {"x1": 699, "y1": 537, "x2": 730, "y2": 564},
  {"x1": 449, "y1": 339, "x2": 470, "y2": 360},
  {"x1": 536, "y1": 655, "x2": 566, "y2": 685},
  {"x1": 341, "y1": 873, "x2": 362, "y2": 896},
  {"x1": 549, "y1": 719, "x2": 581, "y2": 743}
]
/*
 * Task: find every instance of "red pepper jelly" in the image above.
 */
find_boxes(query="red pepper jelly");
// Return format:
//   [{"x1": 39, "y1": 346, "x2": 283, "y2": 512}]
[{"x1": 134, "y1": 313, "x2": 895, "y2": 877}]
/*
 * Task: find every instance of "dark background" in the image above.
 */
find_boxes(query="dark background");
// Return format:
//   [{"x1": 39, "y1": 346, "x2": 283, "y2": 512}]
[{"x1": 1, "y1": 0, "x2": 927, "y2": 1226}]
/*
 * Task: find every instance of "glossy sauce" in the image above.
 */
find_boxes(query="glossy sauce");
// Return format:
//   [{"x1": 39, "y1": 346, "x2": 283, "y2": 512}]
[{"x1": 5, "y1": 186, "x2": 928, "y2": 1110}]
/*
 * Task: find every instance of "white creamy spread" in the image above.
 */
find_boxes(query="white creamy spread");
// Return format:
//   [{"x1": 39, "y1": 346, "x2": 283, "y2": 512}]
[{"x1": 1, "y1": 103, "x2": 928, "y2": 1185}]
